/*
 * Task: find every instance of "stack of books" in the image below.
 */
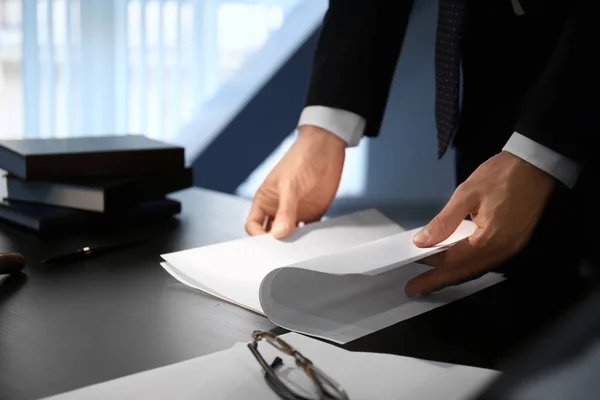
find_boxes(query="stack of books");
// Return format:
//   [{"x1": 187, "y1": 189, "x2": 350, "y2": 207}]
[{"x1": 0, "y1": 135, "x2": 193, "y2": 234}]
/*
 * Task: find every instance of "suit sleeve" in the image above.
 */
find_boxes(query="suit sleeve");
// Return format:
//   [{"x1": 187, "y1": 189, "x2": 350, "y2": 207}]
[
  {"x1": 515, "y1": 1, "x2": 598, "y2": 167},
  {"x1": 303, "y1": 0, "x2": 415, "y2": 138}
]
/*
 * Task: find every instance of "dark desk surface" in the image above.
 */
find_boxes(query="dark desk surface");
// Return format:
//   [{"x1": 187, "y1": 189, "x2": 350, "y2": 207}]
[{"x1": 0, "y1": 188, "x2": 588, "y2": 400}]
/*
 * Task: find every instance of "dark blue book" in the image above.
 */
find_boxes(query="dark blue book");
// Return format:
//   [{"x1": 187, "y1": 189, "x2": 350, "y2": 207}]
[
  {"x1": 4, "y1": 167, "x2": 193, "y2": 213},
  {"x1": 0, "y1": 197, "x2": 181, "y2": 234},
  {"x1": 0, "y1": 135, "x2": 184, "y2": 181}
]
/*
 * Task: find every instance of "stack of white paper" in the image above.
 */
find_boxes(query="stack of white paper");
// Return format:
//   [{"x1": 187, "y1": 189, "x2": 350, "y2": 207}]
[
  {"x1": 42, "y1": 332, "x2": 500, "y2": 400},
  {"x1": 160, "y1": 209, "x2": 504, "y2": 343}
]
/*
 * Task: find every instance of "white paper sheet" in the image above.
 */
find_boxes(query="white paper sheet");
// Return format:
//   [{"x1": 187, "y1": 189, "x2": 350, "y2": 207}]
[
  {"x1": 159, "y1": 209, "x2": 503, "y2": 343},
  {"x1": 276, "y1": 221, "x2": 479, "y2": 276},
  {"x1": 42, "y1": 332, "x2": 500, "y2": 400},
  {"x1": 260, "y1": 264, "x2": 504, "y2": 343},
  {"x1": 262, "y1": 333, "x2": 500, "y2": 400},
  {"x1": 40, "y1": 343, "x2": 276, "y2": 400},
  {"x1": 161, "y1": 209, "x2": 405, "y2": 313}
]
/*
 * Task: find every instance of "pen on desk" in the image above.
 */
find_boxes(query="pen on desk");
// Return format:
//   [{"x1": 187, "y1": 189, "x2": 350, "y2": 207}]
[{"x1": 41, "y1": 238, "x2": 148, "y2": 264}]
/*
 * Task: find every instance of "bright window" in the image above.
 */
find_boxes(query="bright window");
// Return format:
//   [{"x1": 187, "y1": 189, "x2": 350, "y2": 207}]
[{"x1": 0, "y1": 0, "x2": 299, "y2": 140}]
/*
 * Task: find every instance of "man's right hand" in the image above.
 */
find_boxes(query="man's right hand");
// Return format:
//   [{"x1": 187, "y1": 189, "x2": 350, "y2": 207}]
[{"x1": 245, "y1": 125, "x2": 346, "y2": 239}]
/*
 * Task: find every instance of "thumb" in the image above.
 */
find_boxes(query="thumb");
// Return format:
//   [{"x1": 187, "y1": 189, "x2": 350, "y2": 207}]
[
  {"x1": 271, "y1": 188, "x2": 299, "y2": 239},
  {"x1": 413, "y1": 189, "x2": 475, "y2": 247}
]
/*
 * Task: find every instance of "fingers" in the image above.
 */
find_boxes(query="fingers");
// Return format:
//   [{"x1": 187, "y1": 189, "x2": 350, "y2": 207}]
[
  {"x1": 405, "y1": 228, "x2": 492, "y2": 296},
  {"x1": 271, "y1": 188, "x2": 299, "y2": 239},
  {"x1": 413, "y1": 185, "x2": 477, "y2": 248},
  {"x1": 245, "y1": 183, "x2": 301, "y2": 239},
  {"x1": 245, "y1": 203, "x2": 268, "y2": 236}
]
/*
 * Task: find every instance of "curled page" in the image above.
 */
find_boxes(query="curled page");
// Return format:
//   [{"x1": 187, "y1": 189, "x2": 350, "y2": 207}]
[
  {"x1": 160, "y1": 209, "x2": 404, "y2": 313},
  {"x1": 160, "y1": 209, "x2": 504, "y2": 343}
]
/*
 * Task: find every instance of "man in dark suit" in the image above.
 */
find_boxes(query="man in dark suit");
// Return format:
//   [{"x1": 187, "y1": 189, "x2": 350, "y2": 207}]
[{"x1": 245, "y1": 0, "x2": 598, "y2": 295}]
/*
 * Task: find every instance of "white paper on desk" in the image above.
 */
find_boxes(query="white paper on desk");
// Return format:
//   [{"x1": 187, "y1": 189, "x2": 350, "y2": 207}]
[
  {"x1": 160, "y1": 209, "x2": 504, "y2": 343},
  {"x1": 246, "y1": 332, "x2": 501, "y2": 400},
  {"x1": 41, "y1": 332, "x2": 500, "y2": 400},
  {"x1": 260, "y1": 263, "x2": 503, "y2": 344},
  {"x1": 161, "y1": 209, "x2": 405, "y2": 313},
  {"x1": 40, "y1": 342, "x2": 278, "y2": 400}
]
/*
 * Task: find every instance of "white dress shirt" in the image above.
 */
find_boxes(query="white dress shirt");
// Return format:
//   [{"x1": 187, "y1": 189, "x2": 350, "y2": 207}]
[
  {"x1": 297, "y1": 1, "x2": 581, "y2": 189},
  {"x1": 298, "y1": 106, "x2": 580, "y2": 188}
]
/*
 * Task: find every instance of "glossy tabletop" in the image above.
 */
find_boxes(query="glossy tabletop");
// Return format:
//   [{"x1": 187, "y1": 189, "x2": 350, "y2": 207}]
[{"x1": 0, "y1": 188, "x2": 587, "y2": 399}]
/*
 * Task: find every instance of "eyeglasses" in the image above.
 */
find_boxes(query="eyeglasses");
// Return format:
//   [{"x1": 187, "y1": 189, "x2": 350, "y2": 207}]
[{"x1": 247, "y1": 330, "x2": 349, "y2": 400}]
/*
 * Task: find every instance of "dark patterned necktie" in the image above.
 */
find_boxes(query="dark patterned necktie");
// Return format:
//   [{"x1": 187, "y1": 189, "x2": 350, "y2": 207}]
[{"x1": 435, "y1": 0, "x2": 467, "y2": 158}]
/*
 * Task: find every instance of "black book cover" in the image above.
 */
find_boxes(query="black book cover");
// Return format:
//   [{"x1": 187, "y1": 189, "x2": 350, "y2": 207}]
[
  {"x1": 5, "y1": 167, "x2": 193, "y2": 213},
  {"x1": 0, "y1": 197, "x2": 181, "y2": 234},
  {"x1": 0, "y1": 135, "x2": 184, "y2": 181}
]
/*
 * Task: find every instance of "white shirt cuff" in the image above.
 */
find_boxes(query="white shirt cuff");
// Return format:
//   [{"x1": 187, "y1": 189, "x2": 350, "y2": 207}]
[
  {"x1": 298, "y1": 106, "x2": 365, "y2": 147},
  {"x1": 503, "y1": 132, "x2": 581, "y2": 188}
]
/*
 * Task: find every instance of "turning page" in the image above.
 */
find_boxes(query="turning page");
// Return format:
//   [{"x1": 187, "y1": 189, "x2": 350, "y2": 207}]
[
  {"x1": 160, "y1": 209, "x2": 504, "y2": 343},
  {"x1": 161, "y1": 209, "x2": 404, "y2": 313}
]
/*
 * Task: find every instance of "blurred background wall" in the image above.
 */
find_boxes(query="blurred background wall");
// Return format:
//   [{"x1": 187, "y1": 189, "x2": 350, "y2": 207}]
[{"x1": 0, "y1": 0, "x2": 454, "y2": 217}]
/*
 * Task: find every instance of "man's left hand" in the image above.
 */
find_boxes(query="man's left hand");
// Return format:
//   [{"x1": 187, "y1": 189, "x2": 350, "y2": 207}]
[{"x1": 405, "y1": 151, "x2": 556, "y2": 297}]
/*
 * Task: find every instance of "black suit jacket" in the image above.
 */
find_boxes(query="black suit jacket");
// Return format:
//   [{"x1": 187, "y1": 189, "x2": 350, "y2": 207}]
[{"x1": 303, "y1": 0, "x2": 597, "y2": 168}]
